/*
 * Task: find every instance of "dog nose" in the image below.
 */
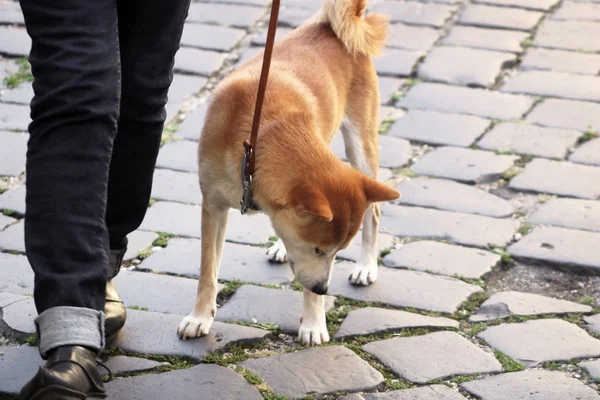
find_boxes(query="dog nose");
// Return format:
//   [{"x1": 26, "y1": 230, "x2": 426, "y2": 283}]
[{"x1": 311, "y1": 282, "x2": 328, "y2": 295}]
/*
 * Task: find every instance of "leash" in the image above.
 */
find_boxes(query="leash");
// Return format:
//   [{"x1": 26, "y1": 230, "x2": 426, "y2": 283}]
[{"x1": 240, "y1": 0, "x2": 281, "y2": 214}]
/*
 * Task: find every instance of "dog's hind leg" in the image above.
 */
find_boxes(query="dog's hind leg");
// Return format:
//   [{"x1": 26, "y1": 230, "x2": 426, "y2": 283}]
[{"x1": 178, "y1": 202, "x2": 229, "y2": 339}]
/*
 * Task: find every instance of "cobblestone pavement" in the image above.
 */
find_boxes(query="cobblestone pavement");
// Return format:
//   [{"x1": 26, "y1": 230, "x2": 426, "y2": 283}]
[{"x1": 2, "y1": 0, "x2": 600, "y2": 398}]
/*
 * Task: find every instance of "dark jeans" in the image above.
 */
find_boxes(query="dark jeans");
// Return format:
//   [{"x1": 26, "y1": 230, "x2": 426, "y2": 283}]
[{"x1": 20, "y1": 0, "x2": 191, "y2": 315}]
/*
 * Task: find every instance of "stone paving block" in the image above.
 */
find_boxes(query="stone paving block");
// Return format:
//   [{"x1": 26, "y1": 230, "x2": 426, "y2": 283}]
[
  {"x1": 585, "y1": 314, "x2": 600, "y2": 334},
  {"x1": 0, "y1": 131, "x2": 27, "y2": 176},
  {"x1": 534, "y1": 20, "x2": 600, "y2": 52},
  {"x1": 363, "y1": 331, "x2": 502, "y2": 383},
  {"x1": 509, "y1": 158, "x2": 600, "y2": 199},
  {"x1": 0, "y1": 186, "x2": 25, "y2": 215},
  {"x1": 387, "y1": 110, "x2": 490, "y2": 147},
  {"x1": 180, "y1": 23, "x2": 246, "y2": 52},
  {"x1": 3, "y1": 296, "x2": 36, "y2": 334},
  {"x1": 387, "y1": 24, "x2": 441, "y2": 51},
  {"x1": 477, "y1": 122, "x2": 581, "y2": 159},
  {"x1": 0, "y1": 252, "x2": 33, "y2": 294},
  {"x1": 378, "y1": 76, "x2": 404, "y2": 105},
  {"x1": 1, "y1": 82, "x2": 34, "y2": 104},
  {"x1": 526, "y1": 98, "x2": 600, "y2": 132},
  {"x1": 570, "y1": 138, "x2": 600, "y2": 166},
  {"x1": 155, "y1": 140, "x2": 198, "y2": 173},
  {"x1": 0, "y1": 58, "x2": 19, "y2": 84},
  {"x1": 458, "y1": 5, "x2": 543, "y2": 31},
  {"x1": 400, "y1": 82, "x2": 534, "y2": 120},
  {"x1": 140, "y1": 201, "x2": 202, "y2": 238},
  {"x1": 383, "y1": 240, "x2": 501, "y2": 279},
  {"x1": 0, "y1": 219, "x2": 24, "y2": 253},
  {"x1": 508, "y1": 226, "x2": 600, "y2": 272},
  {"x1": 394, "y1": 177, "x2": 514, "y2": 217},
  {"x1": 140, "y1": 238, "x2": 294, "y2": 285},
  {"x1": 470, "y1": 291, "x2": 592, "y2": 322},
  {"x1": 340, "y1": 385, "x2": 466, "y2": 400},
  {"x1": 151, "y1": 168, "x2": 202, "y2": 204},
  {"x1": 334, "y1": 307, "x2": 458, "y2": 339},
  {"x1": 378, "y1": 135, "x2": 413, "y2": 168},
  {"x1": 0, "y1": 292, "x2": 28, "y2": 308},
  {"x1": 210, "y1": 0, "x2": 270, "y2": 6},
  {"x1": 411, "y1": 147, "x2": 518, "y2": 183},
  {"x1": 174, "y1": 47, "x2": 225, "y2": 76},
  {"x1": 418, "y1": 46, "x2": 515, "y2": 87},
  {"x1": 112, "y1": 309, "x2": 268, "y2": 361},
  {"x1": 0, "y1": 27, "x2": 31, "y2": 57},
  {"x1": 0, "y1": 214, "x2": 15, "y2": 231},
  {"x1": 372, "y1": 2, "x2": 456, "y2": 27},
  {"x1": 242, "y1": 346, "x2": 384, "y2": 399},
  {"x1": 442, "y1": 26, "x2": 528, "y2": 53},
  {"x1": 176, "y1": 102, "x2": 207, "y2": 141},
  {"x1": 235, "y1": 46, "x2": 264, "y2": 68},
  {"x1": 165, "y1": 74, "x2": 208, "y2": 123},
  {"x1": 580, "y1": 359, "x2": 600, "y2": 379},
  {"x1": 123, "y1": 230, "x2": 159, "y2": 261},
  {"x1": 252, "y1": 27, "x2": 294, "y2": 46},
  {"x1": 380, "y1": 204, "x2": 519, "y2": 248},
  {"x1": 329, "y1": 262, "x2": 482, "y2": 313},
  {"x1": 502, "y1": 70, "x2": 600, "y2": 103},
  {"x1": 0, "y1": 346, "x2": 44, "y2": 396},
  {"x1": 520, "y1": 48, "x2": 600, "y2": 75},
  {"x1": 102, "y1": 355, "x2": 168, "y2": 376},
  {"x1": 528, "y1": 198, "x2": 600, "y2": 233},
  {"x1": 217, "y1": 285, "x2": 335, "y2": 333},
  {"x1": 336, "y1": 232, "x2": 395, "y2": 262},
  {"x1": 478, "y1": 319, "x2": 600, "y2": 366},
  {"x1": 106, "y1": 364, "x2": 264, "y2": 400},
  {"x1": 225, "y1": 209, "x2": 277, "y2": 245},
  {"x1": 187, "y1": 3, "x2": 265, "y2": 28},
  {"x1": 278, "y1": 7, "x2": 313, "y2": 27},
  {"x1": 0, "y1": 1, "x2": 25, "y2": 25},
  {"x1": 374, "y1": 49, "x2": 422, "y2": 77},
  {"x1": 473, "y1": 0, "x2": 558, "y2": 10},
  {"x1": 553, "y1": 1, "x2": 600, "y2": 20},
  {"x1": 461, "y1": 370, "x2": 600, "y2": 400}
]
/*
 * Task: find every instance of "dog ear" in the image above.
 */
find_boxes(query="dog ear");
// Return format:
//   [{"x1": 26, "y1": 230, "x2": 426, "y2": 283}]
[
  {"x1": 292, "y1": 186, "x2": 334, "y2": 222},
  {"x1": 361, "y1": 175, "x2": 401, "y2": 203}
]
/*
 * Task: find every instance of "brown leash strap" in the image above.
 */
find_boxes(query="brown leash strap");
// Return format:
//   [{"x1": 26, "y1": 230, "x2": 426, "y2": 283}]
[{"x1": 240, "y1": 0, "x2": 280, "y2": 214}]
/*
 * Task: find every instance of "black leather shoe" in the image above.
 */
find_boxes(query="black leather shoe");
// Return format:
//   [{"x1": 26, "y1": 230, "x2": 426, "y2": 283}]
[
  {"x1": 105, "y1": 248, "x2": 127, "y2": 339},
  {"x1": 19, "y1": 346, "x2": 106, "y2": 400}
]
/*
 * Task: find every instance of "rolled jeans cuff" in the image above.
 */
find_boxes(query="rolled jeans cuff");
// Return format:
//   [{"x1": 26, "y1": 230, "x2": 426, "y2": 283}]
[{"x1": 36, "y1": 306, "x2": 105, "y2": 359}]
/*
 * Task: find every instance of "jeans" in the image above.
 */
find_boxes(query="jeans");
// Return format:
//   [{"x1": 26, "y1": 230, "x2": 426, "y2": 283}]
[{"x1": 19, "y1": 0, "x2": 191, "y2": 356}]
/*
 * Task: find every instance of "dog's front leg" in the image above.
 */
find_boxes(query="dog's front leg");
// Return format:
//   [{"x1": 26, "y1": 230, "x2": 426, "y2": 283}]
[
  {"x1": 349, "y1": 202, "x2": 380, "y2": 286},
  {"x1": 298, "y1": 288, "x2": 329, "y2": 346},
  {"x1": 178, "y1": 203, "x2": 229, "y2": 339}
]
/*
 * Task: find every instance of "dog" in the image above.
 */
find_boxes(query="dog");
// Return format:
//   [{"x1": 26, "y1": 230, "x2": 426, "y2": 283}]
[{"x1": 177, "y1": 0, "x2": 400, "y2": 346}]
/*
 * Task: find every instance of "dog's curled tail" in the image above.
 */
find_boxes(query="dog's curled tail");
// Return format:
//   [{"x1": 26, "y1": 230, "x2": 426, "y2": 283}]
[{"x1": 318, "y1": 0, "x2": 388, "y2": 56}]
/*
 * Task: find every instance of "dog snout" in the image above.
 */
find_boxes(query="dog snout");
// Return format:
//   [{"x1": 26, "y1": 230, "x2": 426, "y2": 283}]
[{"x1": 311, "y1": 282, "x2": 328, "y2": 295}]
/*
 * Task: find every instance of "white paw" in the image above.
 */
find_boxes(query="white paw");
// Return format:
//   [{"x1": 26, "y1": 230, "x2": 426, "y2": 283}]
[
  {"x1": 298, "y1": 320, "x2": 330, "y2": 346},
  {"x1": 177, "y1": 312, "x2": 214, "y2": 340},
  {"x1": 266, "y1": 238, "x2": 287, "y2": 263},
  {"x1": 348, "y1": 264, "x2": 378, "y2": 286}
]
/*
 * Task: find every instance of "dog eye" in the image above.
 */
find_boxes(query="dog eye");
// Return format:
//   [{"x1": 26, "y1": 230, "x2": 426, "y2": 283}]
[{"x1": 314, "y1": 247, "x2": 325, "y2": 256}]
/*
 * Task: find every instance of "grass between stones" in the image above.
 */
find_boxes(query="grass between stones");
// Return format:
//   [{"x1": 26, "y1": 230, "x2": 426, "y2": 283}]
[
  {"x1": 1, "y1": 210, "x2": 19, "y2": 218},
  {"x1": 127, "y1": 305, "x2": 149, "y2": 312},
  {"x1": 160, "y1": 123, "x2": 180, "y2": 145},
  {"x1": 494, "y1": 350, "x2": 526, "y2": 372},
  {"x1": 3, "y1": 58, "x2": 33, "y2": 89},
  {"x1": 579, "y1": 128, "x2": 598, "y2": 145}
]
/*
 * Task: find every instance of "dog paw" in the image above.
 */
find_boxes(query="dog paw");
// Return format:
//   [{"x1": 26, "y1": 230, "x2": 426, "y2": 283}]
[
  {"x1": 266, "y1": 238, "x2": 287, "y2": 263},
  {"x1": 298, "y1": 320, "x2": 330, "y2": 346},
  {"x1": 348, "y1": 264, "x2": 378, "y2": 286},
  {"x1": 177, "y1": 313, "x2": 214, "y2": 340}
]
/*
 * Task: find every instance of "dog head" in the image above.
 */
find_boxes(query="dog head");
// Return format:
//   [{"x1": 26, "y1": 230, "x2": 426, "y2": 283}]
[{"x1": 269, "y1": 166, "x2": 400, "y2": 294}]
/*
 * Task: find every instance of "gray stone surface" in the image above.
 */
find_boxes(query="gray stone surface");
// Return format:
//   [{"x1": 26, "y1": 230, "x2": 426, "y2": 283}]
[
  {"x1": 0, "y1": 58, "x2": 19, "y2": 84},
  {"x1": 0, "y1": 1, "x2": 24, "y2": 25},
  {"x1": 380, "y1": 204, "x2": 519, "y2": 248},
  {"x1": 112, "y1": 309, "x2": 268, "y2": 361},
  {"x1": 553, "y1": 1, "x2": 600, "y2": 21},
  {"x1": 508, "y1": 226, "x2": 600, "y2": 271},
  {"x1": 140, "y1": 238, "x2": 294, "y2": 285},
  {"x1": 186, "y1": 3, "x2": 264, "y2": 28},
  {"x1": 387, "y1": 24, "x2": 440, "y2": 52},
  {"x1": 252, "y1": 27, "x2": 294, "y2": 46},
  {"x1": 174, "y1": 47, "x2": 225, "y2": 76},
  {"x1": 242, "y1": 346, "x2": 384, "y2": 399},
  {"x1": 102, "y1": 355, "x2": 168, "y2": 376},
  {"x1": 509, "y1": 159, "x2": 600, "y2": 199},
  {"x1": 225, "y1": 209, "x2": 277, "y2": 245},
  {"x1": 477, "y1": 122, "x2": 581, "y2": 159},
  {"x1": 176, "y1": 102, "x2": 207, "y2": 141},
  {"x1": 526, "y1": 98, "x2": 600, "y2": 132},
  {"x1": 570, "y1": 138, "x2": 600, "y2": 166},
  {"x1": 0, "y1": 252, "x2": 33, "y2": 294},
  {"x1": 0, "y1": 27, "x2": 31, "y2": 57},
  {"x1": 2, "y1": 296, "x2": 36, "y2": 334},
  {"x1": 156, "y1": 140, "x2": 198, "y2": 173},
  {"x1": 334, "y1": 307, "x2": 458, "y2": 339},
  {"x1": 336, "y1": 232, "x2": 395, "y2": 262},
  {"x1": 0, "y1": 346, "x2": 44, "y2": 396},
  {"x1": 461, "y1": 370, "x2": 600, "y2": 400},
  {"x1": 378, "y1": 135, "x2": 413, "y2": 168},
  {"x1": 528, "y1": 198, "x2": 600, "y2": 233},
  {"x1": 458, "y1": 5, "x2": 543, "y2": 30},
  {"x1": 363, "y1": 331, "x2": 502, "y2": 383},
  {"x1": 580, "y1": 359, "x2": 600, "y2": 379},
  {"x1": 0, "y1": 219, "x2": 24, "y2": 253},
  {"x1": 151, "y1": 168, "x2": 202, "y2": 205},
  {"x1": 235, "y1": 46, "x2": 264, "y2": 67},
  {"x1": 502, "y1": 70, "x2": 600, "y2": 102},
  {"x1": 383, "y1": 240, "x2": 501, "y2": 279},
  {"x1": 106, "y1": 364, "x2": 264, "y2": 400},
  {"x1": 1, "y1": 82, "x2": 34, "y2": 104},
  {"x1": 0, "y1": 214, "x2": 15, "y2": 231},
  {"x1": 534, "y1": 20, "x2": 600, "y2": 52},
  {"x1": 520, "y1": 48, "x2": 600, "y2": 75},
  {"x1": 395, "y1": 177, "x2": 514, "y2": 217},
  {"x1": 329, "y1": 262, "x2": 482, "y2": 313},
  {"x1": 585, "y1": 314, "x2": 600, "y2": 334},
  {"x1": 478, "y1": 319, "x2": 600, "y2": 366},
  {"x1": 123, "y1": 230, "x2": 159, "y2": 261},
  {"x1": 400, "y1": 82, "x2": 534, "y2": 120},
  {"x1": 139, "y1": 201, "x2": 202, "y2": 238},
  {"x1": 278, "y1": 7, "x2": 313, "y2": 28},
  {"x1": 473, "y1": 0, "x2": 557, "y2": 10},
  {"x1": 0, "y1": 131, "x2": 27, "y2": 176},
  {"x1": 372, "y1": 2, "x2": 456, "y2": 27},
  {"x1": 340, "y1": 385, "x2": 466, "y2": 400},
  {"x1": 418, "y1": 46, "x2": 515, "y2": 87},
  {"x1": 0, "y1": 103, "x2": 30, "y2": 131},
  {"x1": 411, "y1": 147, "x2": 518, "y2": 183},
  {"x1": 442, "y1": 26, "x2": 529, "y2": 53},
  {"x1": 217, "y1": 285, "x2": 335, "y2": 333},
  {"x1": 388, "y1": 110, "x2": 490, "y2": 147},
  {"x1": 165, "y1": 74, "x2": 208, "y2": 123},
  {"x1": 0, "y1": 292, "x2": 28, "y2": 308},
  {"x1": 180, "y1": 23, "x2": 246, "y2": 52},
  {"x1": 470, "y1": 291, "x2": 592, "y2": 322},
  {"x1": 0, "y1": 185, "x2": 25, "y2": 215},
  {"x1": 378, "y1": 76, "x2": 404, "y2": 105},
  {"x1": 374, "y1": 49, "x2": 423, "y2": 77}
]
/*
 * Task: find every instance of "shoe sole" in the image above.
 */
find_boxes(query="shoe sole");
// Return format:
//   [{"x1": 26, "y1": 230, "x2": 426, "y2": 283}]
[{"x1": 28, "y1": 385, "x2": 106, "y2": 400}]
